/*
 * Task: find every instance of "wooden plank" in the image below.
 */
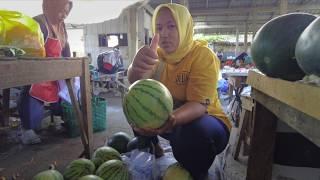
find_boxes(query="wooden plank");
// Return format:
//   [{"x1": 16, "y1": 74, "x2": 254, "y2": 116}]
[
  {"x1": 241, "y1": 96, "x2": 254, "y2": 111},
  {"x1": 80, "y1": 58, "x2": 93, "y2": 158},
  {"x1": 252, "y1": 89, "x2": 320, "y2": 147},
  {"x1": 246, "y1": 101, "x2": 277, "y2": 180},
  {"x1": 0, "y1": 59, "x2": 82, "y2": 89},
  {"x1": 247, "y1": 70, "x2": 320, "y2": 120}
]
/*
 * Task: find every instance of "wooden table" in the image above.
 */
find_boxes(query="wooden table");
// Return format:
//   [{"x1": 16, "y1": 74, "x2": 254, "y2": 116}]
[
  {"x1": 0, "y1": 57, "x2": 93, "y2": 158},
  {"x1": 246, "y1": 70, "x2": 320, "y2": 180}
]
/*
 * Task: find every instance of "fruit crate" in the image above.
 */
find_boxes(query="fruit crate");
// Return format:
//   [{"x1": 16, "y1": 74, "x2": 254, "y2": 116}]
[{"x1": 61, "y1": 96, "x2": 107, "y2": 138}]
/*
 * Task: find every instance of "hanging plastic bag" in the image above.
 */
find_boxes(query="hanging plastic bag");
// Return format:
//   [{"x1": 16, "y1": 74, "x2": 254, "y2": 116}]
[{"x1": 0, "y1": 10, "x2": 45, "y2": 57}]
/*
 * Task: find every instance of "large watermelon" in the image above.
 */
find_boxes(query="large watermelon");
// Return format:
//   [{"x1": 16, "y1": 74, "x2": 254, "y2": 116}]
[
  {"x1": 295, "y1": 16, "x2": 320, "y2": 76},
  {"x1": 79, "y1": 175, "x2": 103, "y2": 180},
  {"x1": 123, "y1": 79, "x2": 173, "y2": 129},
  {"x1": 163, "y1": 162, "x2": 193, "y2": 180},
  {"x1": 91, "y1": 146, "x2": 121, "y2": 168},
  {"x1": 63, "y1": 158, "x2": 95, "y2": 180},
  {"x1": 251, "y1": 13, "x2": 316, "y2": 81},
  {"x1": 32, "y1": 169, "x2": 63, "y2": 180},
  {"x1": 95, "y1": 159, "x2": 130, "y2": 180},
  {"x1": 107, "y1": 132, "x2": 132, "y2": 153}
]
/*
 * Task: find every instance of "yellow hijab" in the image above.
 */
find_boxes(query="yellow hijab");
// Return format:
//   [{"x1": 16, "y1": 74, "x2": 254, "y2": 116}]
[{"x1": 152, "y1": 3, "x2": 207, "y2": 64}]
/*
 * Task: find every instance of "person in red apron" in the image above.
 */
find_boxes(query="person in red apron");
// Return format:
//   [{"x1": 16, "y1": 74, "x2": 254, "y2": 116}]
[{"x1": 18, "y1": 0, "x2": 72, "y2": 143}]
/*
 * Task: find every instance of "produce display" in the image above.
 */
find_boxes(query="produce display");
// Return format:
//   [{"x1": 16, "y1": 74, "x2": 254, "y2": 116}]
[
  {"x1": 251, "y1": 13, "x2": 316, "y2": 81},
  {"x1": 63, "y1": 158, "x2": 95, "y2": 180},
  {"x1": 91, "y1": 146, "x2": 121, "y2": 168},
  {"x1": 95, "y1": 159, "x2": 130, "y2": 180},
  {"x1": 32, "y1": 169, "x2": 64, "y2": 180},
  {"x1": 106, "y1": 132, "x2": 132, "y2": 153},
  {"x1": 122, "y1": 79, "x2": 173, "y2": 129}
]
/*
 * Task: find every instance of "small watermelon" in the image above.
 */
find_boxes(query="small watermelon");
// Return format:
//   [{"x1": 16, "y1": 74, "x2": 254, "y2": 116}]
[
  {"x1": 79, "y1": 175, "x2": 103, "y2": 180},
  {"x1": 63, "y1": 158, "x2": 95, "y2": 180},
  {"x1": 123, "y1": 79, "x2": 173, "y2": 129},
  {"x1": 106, "y1": 132, "x2": 132, "y2": 153},
  {"x1": 91, "y1": 146, "x2": 121, "y2": 168},
  {"x1": 126, "y1": 136, "x2": 151, "y2": 152},
  {"x1": 96, "y1": 159, "x2": 130, "y2": 180},
  {"x1": 32, "y1": 169, "x2": 63, "y2": 180},
  {"x1": 163, "y1": 162, "x2": 193, "y2": 180}
]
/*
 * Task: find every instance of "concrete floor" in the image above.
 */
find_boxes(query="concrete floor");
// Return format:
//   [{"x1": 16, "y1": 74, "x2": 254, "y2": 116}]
[{"x1": 0, "y1": 92, "x2": 248, "y2": 180}]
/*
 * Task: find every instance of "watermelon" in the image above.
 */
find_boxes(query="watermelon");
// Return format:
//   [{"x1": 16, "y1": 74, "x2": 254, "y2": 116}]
[
  {"x1": 163, "y1": 162, "x2": 193, "y2": 180},
  {"x1": 126, "y1": 136, "x2": 151, "y2": 152},
  {"x1": 91, "y1": 146, "x2": 121, "y2": 168},
  {"x1": 251, "y1": 13, "x2": 316, "y2": 81},
  {"x1": 123, "y1": 79, "x2": 173, "y2": 129},
  {"x1": 295, "y1": 16, "x2": 320, "y2": 76},
  {"x1": 32, "y1": 169, "x2": 63, "y2": 180},
  {"x1": 79, "y1": 175, "x2": 103, "y2": 180},
  {"x1": 96, "y1": 159, "x2": 130, "y2": 180},
  {"x1": 63, "y1": 158, "x2": 95, "y2": 180},
  {"x1": 107, "y1": 132, "x2": 132, "y2": 153}
]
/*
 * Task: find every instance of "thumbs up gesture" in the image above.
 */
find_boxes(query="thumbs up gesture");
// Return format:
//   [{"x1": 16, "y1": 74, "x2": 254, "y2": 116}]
[{"x1": 130, "y1": 34, "x2": 160, "y2": 79}]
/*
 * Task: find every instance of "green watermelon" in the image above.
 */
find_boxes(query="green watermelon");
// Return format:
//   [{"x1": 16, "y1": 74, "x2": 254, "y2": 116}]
[
  {"x1": 295, "y1": 17, "x2": 320, "y2": 76},
  {"x1": 63, "y1": 158, "x2": 95, "y2": 180},
  {"x1": 91, "y1": 146, "x2": 121, "y2": 168},
  {"x1": 163, "y1": 162, "x2": 193, "y2": 180},
  {"x1": 32, "y1": 169, "x2": 63, "y2": 180},
  {"x1": 96, "y1": 159, "x2": 130, "y2": 180},
  {"x1": 251, "y1": 13, "x2": 316, "y2": 81},
  {"x1": 126, "y1": 136, "x2": 151, "y2": 152},
  {"x1": 79, "y1": 175, "x2": 103, "y2": 180},
  {"x1": 123, "y1": 79, "x2": 173, "y2": 129},
  {"x1": 107, "y1": 132, "x2": 132, "y2": 153}
]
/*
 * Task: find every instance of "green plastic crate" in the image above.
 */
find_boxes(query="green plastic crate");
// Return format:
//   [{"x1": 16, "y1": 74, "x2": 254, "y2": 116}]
[{"x1": 61, "y1": 96, "x2": 107, "y2": 138}]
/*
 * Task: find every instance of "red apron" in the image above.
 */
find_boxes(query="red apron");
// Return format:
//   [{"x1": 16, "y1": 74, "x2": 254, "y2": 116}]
[{"x1": 29, "y1": 37, "x2": 61, "y2": 103}]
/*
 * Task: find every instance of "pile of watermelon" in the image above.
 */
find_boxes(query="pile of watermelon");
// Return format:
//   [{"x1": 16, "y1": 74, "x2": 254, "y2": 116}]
[{"x1": 251, "y1": 13, "x2": 320, "y2": 81}]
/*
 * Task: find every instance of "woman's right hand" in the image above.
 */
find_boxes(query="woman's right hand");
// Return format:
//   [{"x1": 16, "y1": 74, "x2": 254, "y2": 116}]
[{"x1": 130, "y1": 34, "x2": 160, "y2": 79}]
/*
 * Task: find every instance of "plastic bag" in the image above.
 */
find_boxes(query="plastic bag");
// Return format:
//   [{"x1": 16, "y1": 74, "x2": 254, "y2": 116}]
[
  {"x1": 0, "y1": 10, "x2": 45, "y2": 57},
  {"x1": 122, "y1": 149, "x2": 159, "y2": 180}
]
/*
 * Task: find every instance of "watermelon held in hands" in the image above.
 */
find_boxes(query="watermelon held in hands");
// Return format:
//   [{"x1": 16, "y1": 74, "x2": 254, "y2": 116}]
[
  {"x1": 78, "y1": 175, "x2": 103, "y2": 180},
  {"x1": 32, "y1": 169, "x2": 63, "y2": 180},
  {"x1": 63, "y1": 158, "x2": 95, "y2": 180},
  {"x1": 106, "y1": 132, "x2": 132, "y2": 153},
  {"x1": 91, "y1": 146, "x2": 121, "y2": 168},
  {"x1": 95, "y1": 159, "x2": 130, "y2": 180},
  {"x1": 163, "y1": 162, "x2": 193, "y2": 180},
  {"x1": 123, "y1": 79, "x2": 173, "y2": 129},
  {"x1": 295, "y1": 17, "x2": 320, "y2": 76},
  {"x1": 251, "y1": 13, "x2": 316, "y2": 81}
]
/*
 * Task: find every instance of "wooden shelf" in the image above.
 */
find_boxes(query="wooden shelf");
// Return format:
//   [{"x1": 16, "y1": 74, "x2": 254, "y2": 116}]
[{"x1": 0, "y1": 57, "x2": 93, "y2": 158}]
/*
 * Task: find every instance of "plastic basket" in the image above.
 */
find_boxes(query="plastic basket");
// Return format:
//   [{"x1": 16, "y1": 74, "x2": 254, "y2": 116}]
[{"x1": 61, "y1": 96, "x2": 107, "y2": 138}]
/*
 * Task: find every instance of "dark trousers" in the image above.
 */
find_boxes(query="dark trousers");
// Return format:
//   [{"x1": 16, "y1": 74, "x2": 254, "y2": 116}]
[{"x1": 134, "y1": 114, "x2": 230, "y2": 180}]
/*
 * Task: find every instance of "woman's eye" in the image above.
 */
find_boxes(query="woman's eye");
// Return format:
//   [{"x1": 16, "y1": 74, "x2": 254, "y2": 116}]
[
  {"x1": 156, "y1": 26, "x2": 162, "y2": 32},
  {"x1": 168, "y1": 24, "x2": 176, "y2": 30}
]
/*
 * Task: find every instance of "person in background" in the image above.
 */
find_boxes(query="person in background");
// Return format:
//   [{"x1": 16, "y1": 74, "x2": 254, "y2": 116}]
[
  {"x1": 127, "y1": 3, "x2": 231, "y2": 180},
  {"x1": 18, "y1": 0, "x2": 72, "y2": 144}
]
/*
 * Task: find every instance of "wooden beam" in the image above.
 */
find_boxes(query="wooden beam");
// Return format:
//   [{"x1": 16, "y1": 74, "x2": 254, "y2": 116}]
[
  {"x1": 0, "y1": 58, "x2": 82, "y2": 89},
  {"x1": 247, "y1": 70, "x2": 320, "y2": 121},
  {"x1": 252, "y1": 89, "x2": 320, "y2": 147},
  {"x1": 246, "y1": 101, "x2": 277, "y2": 180}
]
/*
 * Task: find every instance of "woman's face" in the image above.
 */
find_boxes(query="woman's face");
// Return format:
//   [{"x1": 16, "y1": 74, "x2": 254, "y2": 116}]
[
  {"x1": 45, "y1": 0, "x2": 72, "y2": 23},
  {"x1": 155, "y1": 8, "x2": 179, "y2": 54}
]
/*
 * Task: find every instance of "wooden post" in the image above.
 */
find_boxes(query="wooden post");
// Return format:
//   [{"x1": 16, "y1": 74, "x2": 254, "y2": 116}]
[{"x1": 246, "y1": 100, "x2": 277, "y2": 180}]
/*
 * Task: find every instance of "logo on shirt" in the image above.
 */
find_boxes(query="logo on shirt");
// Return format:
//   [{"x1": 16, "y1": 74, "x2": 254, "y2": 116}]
[{"x1": 176, "y1": 71, "x2": 189, "y2": 85}]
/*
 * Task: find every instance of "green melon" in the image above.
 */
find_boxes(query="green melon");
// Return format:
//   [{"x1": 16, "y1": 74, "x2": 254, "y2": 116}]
[
  {"x1": 251, "y1": 13, "x2": 316, "y2": 81},
  {"x1": 295, "y1": 17, "x2": 320, "y2": 76},
  {"x1": 123, "y1": 79, "x2": 173, "y2": 129},
  {"x1": 163, "y1": 162, "x2": 193, "y2": 180},
  {"x1": 107, "y1": 132, "x2": 132, "y2": 153},
  {"x1": 95, "y1": 159, "x2": 130, "y2": 180},
  {"x1": 126, "y1": 136, "x2": 152, "y2": 152},
  {"x1": 63, "y1": 158, "x2": 95, "y2": 180},
  {"x1": 78, "y1": 175, "x2": 103, "y2": 180},
  {"x1": 32, "y1": 169, "x2": 63, "y2": 180},
  {"x1": 91, "y1": 146, "x2": 121, "y2": 168}
]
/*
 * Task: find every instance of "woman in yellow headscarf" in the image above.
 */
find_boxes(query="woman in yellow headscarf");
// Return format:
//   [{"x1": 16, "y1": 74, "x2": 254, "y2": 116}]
[{"x1": 128, "y1": 3, "x2": 231, "y2": 179}]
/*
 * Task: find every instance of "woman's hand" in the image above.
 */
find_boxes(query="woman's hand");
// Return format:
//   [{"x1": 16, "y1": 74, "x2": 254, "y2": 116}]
[
  {"x1": 131, "y1": 114, "x2": 176, "y2": 136},
  {"x1": 128, "y1": 34, "x2": 159, "y2": 83}
]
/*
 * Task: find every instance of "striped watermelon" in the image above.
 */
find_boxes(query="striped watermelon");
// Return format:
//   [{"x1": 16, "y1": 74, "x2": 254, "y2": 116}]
[
  {"x1": 63, "y1": 158, "x2": 95, "y2": 180},
  {"x1": 122, "y1": 79, "x2": 173, "y2": 129},
  {"x1": 163, "y1": 162, "x2": 193, "y2": 180},
  {"x1": 78, "y1": 175, "x2": 103, "y2": 180},
  {"x1": 95, "y1": 159, "x2": 130, "y2": 180},
  {"x1": 32, "y1": 169, "x2": 63, "y2": 180},
  {"x1": 91, "y1": 146, "x2": 121, "y2": 168}
]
